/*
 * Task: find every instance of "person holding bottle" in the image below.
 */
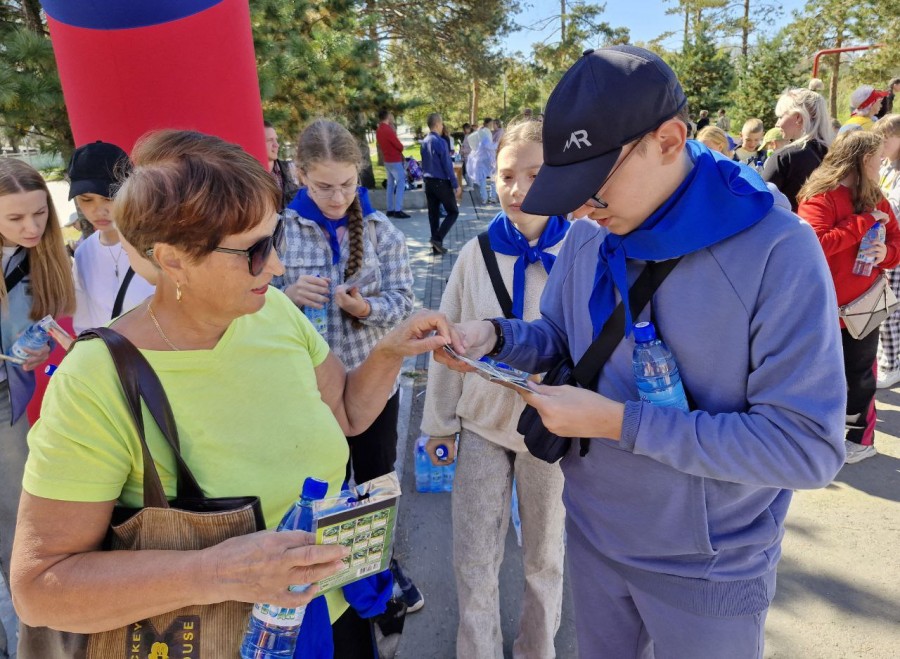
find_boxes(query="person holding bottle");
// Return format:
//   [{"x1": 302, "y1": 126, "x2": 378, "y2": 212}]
[
  {"x1": 67, "y1": 141, "x2": 155, "y2": 334},
  {"x1": 0, "y1": 159, "x2": 75, "y2": 659},
  {"x1": 422, "y1": 117, "x2": 569, "y2": 658},
  {"x1": 798, "y1": 130, "x2": 900, "y2": 464},
  {"x1": 274, "y1": 119, "x2": 422, "y2": 610},
  {"x1": 12, "y1": 130, "x2": 452, "y2": 658},
  {"x1": 874, "y1": 115, "x2": 900, "y2": 388},
  {"x1": 434, "y1": 47, "x2": 846, "y2": 658}
]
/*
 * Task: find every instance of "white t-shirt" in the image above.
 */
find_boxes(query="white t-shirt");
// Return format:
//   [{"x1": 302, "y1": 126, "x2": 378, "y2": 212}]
[{"x1": 72, "y1": 233, "x2": 155, "y2": 334}]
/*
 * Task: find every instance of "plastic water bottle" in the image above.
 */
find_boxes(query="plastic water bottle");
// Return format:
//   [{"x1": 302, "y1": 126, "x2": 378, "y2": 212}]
[
  {"x1": 433, "y1": 442, "x2": 456, "y2": 491},
  {"x1": 754, "y1": 159, "x2": 764, "y2": 173},
  {"x1": 415, "y1": 435, "x2": 455, "y2": 493},
  {"x1": 239, "y1": 477, "x2": 329, "y2": 659},
  {"x1": 415, "y1": 436, "x2": 432, "y2": 493},
  {"x1": 8, "y1": 315, "x2": 54, "y2": 361},
  {"x1": 303, "y1": 275, "x2": 328, "y2": 336},
  {"x1": 632, "y1": 321, "x2": 689, "y2": 412},
  {"x1": 853, "y1": 222, "x2": 886, "y2": 276}
]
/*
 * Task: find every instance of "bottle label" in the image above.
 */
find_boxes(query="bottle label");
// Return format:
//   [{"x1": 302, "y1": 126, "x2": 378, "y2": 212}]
[
  {"x1": 250, "y1": 602, "x2": 305, "y2": 626},
  {"x1": 639, "y1": 382, "x2": 690, "y2": 411}
]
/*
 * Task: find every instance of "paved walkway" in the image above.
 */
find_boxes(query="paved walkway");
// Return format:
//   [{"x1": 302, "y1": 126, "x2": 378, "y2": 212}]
[{"x1": 385, "y1": 192, "x2": 900, "y2": 658}]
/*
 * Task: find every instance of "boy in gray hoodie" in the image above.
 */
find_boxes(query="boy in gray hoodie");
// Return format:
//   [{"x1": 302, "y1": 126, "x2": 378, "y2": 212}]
[{"x1": 435, "y1": 46, "x2": 846, "y2": 658}]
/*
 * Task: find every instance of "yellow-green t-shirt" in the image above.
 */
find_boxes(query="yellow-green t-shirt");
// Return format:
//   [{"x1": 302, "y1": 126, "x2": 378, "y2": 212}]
[{"x1": 24, "y1": 287, "x2": 350, "y2": 620}]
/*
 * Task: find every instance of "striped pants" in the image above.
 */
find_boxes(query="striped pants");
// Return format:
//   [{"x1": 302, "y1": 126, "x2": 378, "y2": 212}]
[{"x1": 877, "y1": 267, "x2": 900, "y2": 373}]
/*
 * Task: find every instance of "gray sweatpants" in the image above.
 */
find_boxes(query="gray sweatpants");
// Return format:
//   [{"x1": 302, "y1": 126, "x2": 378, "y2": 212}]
[
  {"x1": 452, "y1": 428, "x2": 566, "y2": 659},
  {"x1": 567, "y1": 522, "x2": 770, "y2": 659},
  {"x1": 0, "y1": 381, "x2": 29, "y2": 659}
]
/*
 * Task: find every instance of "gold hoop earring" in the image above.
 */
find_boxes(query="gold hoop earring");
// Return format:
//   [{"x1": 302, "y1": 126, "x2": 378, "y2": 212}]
[{"x1": 176, "y1": 282, "x2": 183, "y2": 302}]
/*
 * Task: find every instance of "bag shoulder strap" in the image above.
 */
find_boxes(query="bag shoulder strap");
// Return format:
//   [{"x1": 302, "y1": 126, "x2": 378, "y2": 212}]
[
  {"x1": 478, "y1": 232, "x2": 515, "y2": 319},
  {"x1": 111, "y1": 267, "x2": 136, "y2": 319},
  {"x1": 75, "y1": 327, "x2": 205, "y2": 506},
  {"x1": 572, "y1": 258, "x2": 682, "y2": 389},
  {"x1": 571, "y1": 258, "x2": 682, "y2": 458},
  {"x1": 4, "y1": 250, "x2": 29, "y2": 293}
]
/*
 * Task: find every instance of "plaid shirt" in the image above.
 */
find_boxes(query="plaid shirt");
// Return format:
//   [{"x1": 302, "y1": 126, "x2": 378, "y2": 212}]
[{"x1": 274, "y1": 208, "x2": 414, "y2": 379}]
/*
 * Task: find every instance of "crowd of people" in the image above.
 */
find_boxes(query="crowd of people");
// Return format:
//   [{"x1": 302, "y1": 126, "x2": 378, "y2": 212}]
[{"x1": 0, "y1": 42, "x2": 896, "y2": 659}]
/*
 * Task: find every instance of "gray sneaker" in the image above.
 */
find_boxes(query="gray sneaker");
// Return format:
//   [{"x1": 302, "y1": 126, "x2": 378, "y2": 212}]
[{"x1": 844, "y1": 441, "x2": 877, "y2": 464}]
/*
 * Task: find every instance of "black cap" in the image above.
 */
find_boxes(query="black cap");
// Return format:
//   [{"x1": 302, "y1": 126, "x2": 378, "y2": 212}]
[
  {"x1": 522, "y1": 46, "x2": 687, "y2": 216},
  {"x1": 67, "y1": 141, "x2": 130, "y2": 200}
]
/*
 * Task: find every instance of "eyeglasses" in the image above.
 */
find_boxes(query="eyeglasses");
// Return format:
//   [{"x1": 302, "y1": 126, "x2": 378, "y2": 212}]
[
  {"x1": 585, "y1": 140, "x2": 644, "y2": 210},
  {"x1": 306, "y1": 179, "x2": 359, "y2": 200},
  {"x1": 212, "y1": 219, "x2": 285, "y2": 276}
]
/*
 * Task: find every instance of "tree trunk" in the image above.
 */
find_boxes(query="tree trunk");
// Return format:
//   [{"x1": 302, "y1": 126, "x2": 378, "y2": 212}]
[
  {"x1": 21, "y1": 0, "x2": 43, "y2": 34},
  {"x1": 560, "y1": 0, "x2": 566, "y2": 43},
  {"x1": 683, "y1": 8, "x2": 690, "y2": 51},
  {"x1": 742, "y1": 0, "x2": 750, "y2": 59},
  {"x1": 350, "y1": 114, "x2": 376, "y2": 189},
  {"x1": 830, "y1": 32, "x2": 843, "y2": 120},
  {"x1": 471, "y1": 78, "x2": 480, "y2": 126},
  {"x1": 365, "y1": 0, "x2": 380, "y2": 67}
]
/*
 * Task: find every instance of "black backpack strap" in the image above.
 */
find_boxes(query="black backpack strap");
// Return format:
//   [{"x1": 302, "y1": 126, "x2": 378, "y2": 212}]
[
  {"x1": 478, "y1": 232, "x2": 516, "y2": 319},
  {"x1": 571, "y1": 258, "x2": 682, "y2": 457},
  {"x1": 4, "y1": 250, "x2": 29, "y2": 293},
  {"x1": 111, "y1": 267, "x2": 136, "y2": 319}
]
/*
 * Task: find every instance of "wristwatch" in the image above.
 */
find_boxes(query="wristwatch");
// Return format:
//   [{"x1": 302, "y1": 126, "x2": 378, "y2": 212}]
[{"x1": 485, "y1": 318, "x2": 504, "y2": 357}]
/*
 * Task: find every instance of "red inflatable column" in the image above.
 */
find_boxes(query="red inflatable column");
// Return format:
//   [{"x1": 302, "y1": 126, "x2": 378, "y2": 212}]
[{"x1": 41, "y1": 0, "x2": 267, "y2": 162}]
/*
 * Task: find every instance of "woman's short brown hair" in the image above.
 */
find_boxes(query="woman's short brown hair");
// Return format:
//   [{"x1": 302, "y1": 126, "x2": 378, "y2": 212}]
[{"x1": 114, "y1": 130, "x2": 279, "y2": 259}]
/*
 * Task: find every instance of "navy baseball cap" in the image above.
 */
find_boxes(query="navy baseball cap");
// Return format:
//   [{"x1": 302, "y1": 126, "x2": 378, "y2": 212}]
[
  {"x1": 67, "y1": 141, "x2": 130, "y2": 199},
  {"x1": 522, "y1": 46, "x2": 688, "y2": 216}
]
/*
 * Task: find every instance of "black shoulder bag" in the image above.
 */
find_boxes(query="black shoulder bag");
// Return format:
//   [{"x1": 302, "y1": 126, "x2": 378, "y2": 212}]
[
  {"x1": 477, "y1": 232, "x2": 515, "y2": 319},
  {"x1": 516, "y1": 258, "x2": 682, "y2": 464}
]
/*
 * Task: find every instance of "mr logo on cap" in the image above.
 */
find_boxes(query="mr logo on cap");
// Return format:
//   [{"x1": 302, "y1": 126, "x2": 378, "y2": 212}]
[
  {"x1": 67, "y1": 140, "x2": 130, "y2": 200},
  {"x1": 522, "y1": 46, "x2": 688, "y2": 216}
]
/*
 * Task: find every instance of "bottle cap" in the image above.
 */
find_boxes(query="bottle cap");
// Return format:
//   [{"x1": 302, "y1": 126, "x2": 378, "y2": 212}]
[
  {"x1": 435, "y1": 445, "x2": 448, "y2": 460},
  {"x1": 301, "y1": 477, "x2": 329, "y2": 500},
  {"x1": 632, "y1": 321, "x2": 657, "y2": 343},
  {"x1": 44, "y1": 364, "x2": 58, "y2": 376}
]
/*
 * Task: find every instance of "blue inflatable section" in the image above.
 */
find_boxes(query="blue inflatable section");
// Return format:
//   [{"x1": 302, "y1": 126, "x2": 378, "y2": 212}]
[{"x1": 41, "y1": 0, "x2": 222, "y2": 30}]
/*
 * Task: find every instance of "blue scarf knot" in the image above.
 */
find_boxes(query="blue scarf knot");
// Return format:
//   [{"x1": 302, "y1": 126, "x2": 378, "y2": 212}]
[
  {"x1": 588, "y1": 141, "x2": 775, "y2": 339},
  {"x1": 287, "y1": 186, "x2": 376, "y2": 265},
  {"x1": 486, "y1": 213, "x2": 570, "y2": 318}
]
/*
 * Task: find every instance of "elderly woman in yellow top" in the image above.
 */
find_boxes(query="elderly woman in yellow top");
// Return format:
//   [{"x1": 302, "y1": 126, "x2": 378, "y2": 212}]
[{"x1": 10, "y1": 130, "x2": 452, "y2": 652}]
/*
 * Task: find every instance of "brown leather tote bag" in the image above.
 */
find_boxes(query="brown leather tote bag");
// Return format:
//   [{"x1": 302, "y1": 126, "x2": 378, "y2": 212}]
[{"x1": 19, "y1": 328, "x2": 265, "y2": 658}]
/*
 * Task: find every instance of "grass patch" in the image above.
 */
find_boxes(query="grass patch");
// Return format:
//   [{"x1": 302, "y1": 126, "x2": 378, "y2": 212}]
[{"x1": 370, "y1": 143, "x2": 422, "y2": 188}]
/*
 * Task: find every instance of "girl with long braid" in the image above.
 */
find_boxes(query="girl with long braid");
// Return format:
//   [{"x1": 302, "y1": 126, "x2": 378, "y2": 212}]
[{"x1": 275, "y1": 119, "x2": 421, "y2": 611}]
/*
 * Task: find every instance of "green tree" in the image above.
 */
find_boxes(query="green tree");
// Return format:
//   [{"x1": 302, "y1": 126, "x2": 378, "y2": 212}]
[
  {"x1": 729, "y1": 31, "x2": 804, "y2": 130},
  {"x1": 0, "y1": 4, "x2": 72, "y2": 158},
  {"x1": 788, "y1": 0, "x2": 878, "y2": 119},
  {"x1": 251, "y1": 0, "x2": 390, "y2": 187},
  {"x1": 671, "y1": 21, "x2": 735, "y2": 117}
]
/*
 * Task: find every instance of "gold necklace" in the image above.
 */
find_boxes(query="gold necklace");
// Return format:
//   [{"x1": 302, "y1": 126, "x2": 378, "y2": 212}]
[{"x1": 147, "y1": 303, "x2": 181, "y2": 351}]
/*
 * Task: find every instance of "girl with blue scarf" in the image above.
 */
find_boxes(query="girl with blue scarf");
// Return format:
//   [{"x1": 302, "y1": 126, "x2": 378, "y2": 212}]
[
  {"x1": 421, "y1": 119, "x2": 570, "y2": 658},
  {"x1": 275, "y1": 119, "x2": 416, "y2": 656}
]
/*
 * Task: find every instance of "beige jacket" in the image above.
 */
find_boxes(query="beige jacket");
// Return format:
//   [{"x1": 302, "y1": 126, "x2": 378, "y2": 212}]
[{"x1": 421, "y1": 233, "x2": 564, "y2": 452}]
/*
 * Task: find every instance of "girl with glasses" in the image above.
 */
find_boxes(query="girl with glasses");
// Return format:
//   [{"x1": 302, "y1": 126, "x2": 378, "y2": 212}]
[{"x1": 276, "y1": 120, "x2": 421, "y2": 610}]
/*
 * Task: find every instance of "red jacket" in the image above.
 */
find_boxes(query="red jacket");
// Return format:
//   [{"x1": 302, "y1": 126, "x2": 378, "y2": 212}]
[
  {"x1": 798, "y1": 185, "x2": 900, "y2": 307},
  {"x1": 376, "y1": 122, "x2": 404, "y2": 163}
]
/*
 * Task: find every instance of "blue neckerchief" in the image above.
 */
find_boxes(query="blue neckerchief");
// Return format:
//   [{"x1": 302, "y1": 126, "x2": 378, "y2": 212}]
[
  {"x1": 287, "y1": 187, "x2": 376, "y2": 265},
  {"x1": 486, "y1": 213, "x2": 570, "y2": 318},
  {"x1": 588, "y1": 141, "x2": 774, "y2": 338},
  {"x1": 293, "y1": 569, "x2": 392, "y2": 658}
]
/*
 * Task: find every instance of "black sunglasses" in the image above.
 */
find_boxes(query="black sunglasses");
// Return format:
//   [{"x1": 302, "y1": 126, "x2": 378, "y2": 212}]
[{"x1": 212, "y1": 219, "x2": 285, "y2": 276}]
